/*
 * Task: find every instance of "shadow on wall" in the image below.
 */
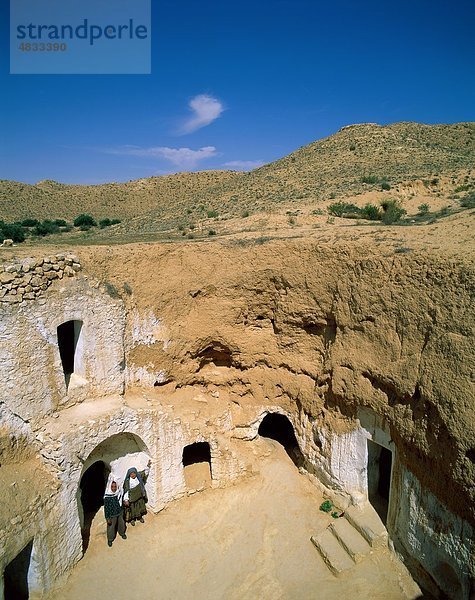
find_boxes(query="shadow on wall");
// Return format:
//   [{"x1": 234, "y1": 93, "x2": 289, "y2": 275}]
[
  {"x1": 4, "y1": 539, "x2": 33, "y2": 600},
  {"x1": 258, "y1": 413, "x2": 305, "y2": 468}
]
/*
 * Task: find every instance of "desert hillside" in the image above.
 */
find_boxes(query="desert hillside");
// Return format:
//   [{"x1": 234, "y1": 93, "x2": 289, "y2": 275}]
[
  {"x1": 1, "y1": 122, "x2": 473, "y2": 232},
  {"x1": 0, "y1": 170, "x2": 241, "y2": 222}
]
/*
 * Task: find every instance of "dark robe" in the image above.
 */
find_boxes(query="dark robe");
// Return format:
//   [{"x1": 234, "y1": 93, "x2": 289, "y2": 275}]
[{"x1": 123, "y1": 469, "x2": 148, "y2": 522}]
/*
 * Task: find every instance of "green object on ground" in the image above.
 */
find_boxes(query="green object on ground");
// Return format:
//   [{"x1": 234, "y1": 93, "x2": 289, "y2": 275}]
[{"x1": 319, "y1": 500, "x2": 333, "y2": 513}]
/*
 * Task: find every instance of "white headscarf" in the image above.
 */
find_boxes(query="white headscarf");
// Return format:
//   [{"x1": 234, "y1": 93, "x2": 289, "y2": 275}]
[{"x1": 104, "y1": 473, "x2": 123, "y2": 505}]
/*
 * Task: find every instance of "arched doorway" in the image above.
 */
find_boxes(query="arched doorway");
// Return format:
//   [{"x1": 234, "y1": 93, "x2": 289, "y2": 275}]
[
  {"x1": 182, "y1": 442, "x2": 212, "y2": 490},
  {"x1": 77, "y1": 432, "x2": 150, "y2": 553},
  {"x1": 367, "y1": 439, "x2": 392, "y2": 524},
  {"x1": 79, "y1": 461, "x2": 109, "y2": 552},
  {"x1": 258, "y1": 413, "x2": 305, "y2": 467}
]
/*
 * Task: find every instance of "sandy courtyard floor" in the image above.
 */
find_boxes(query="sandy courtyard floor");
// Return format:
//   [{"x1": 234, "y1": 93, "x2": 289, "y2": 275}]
[{"x1": 49, "y1": 439, "x2": 421, "y2": 600}]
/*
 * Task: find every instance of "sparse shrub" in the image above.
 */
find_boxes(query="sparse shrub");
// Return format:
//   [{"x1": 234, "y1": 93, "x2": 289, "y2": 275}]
[
  {"x1": 381, "y1": 199, "x2": 406, "y2": 224},
  {"x1": 329, "y1": 192, "x2": 336, "y2": 199},
  {"x1": 288, "y1": 217, "x2": 295, "y2": 225},
  {"x1": 207, "y1": 209, "x2": 218, "y2": 218},
  {"x1": 460, "y1": 192, "x2": 475, "y2": 208},
  {"x1": 349, "y1": 144, "x2": 356, "y2": 151},
  {"x1": 34, "y1": 220, "x2": 60, "y2": 236},
  {"x1": 99, "y1": 218, "x2": 112, "y2": 228},
  {"x1": 186, "y1": 208, "x2": 192, "y2": 214},
  {"x1": 418, "y1": 203, "x2": 430, "y2": 215},
  {"x1": 187, "y1": 233, "x2": 194, "y2": 239},
  {"x1": 431, "y1": 178, "x2": 439, "y2": 186},
  {"x1": 21, "y1": 218, "x2": 39, "y2": 227},
  {"x1": 54, "y1": 219, "x2": 68, "y2": 227},
  {"x1": 74, "y1": 213, "x2": 96, "y2": 227},
  {"x1": 123, "y1": 282, "x2": 133, "y2": 295},
  {"x1": 80, "y1": 224, "x2": 92, "y2": 231},
  {"x1": 328, "y1": 202, "x2": 361, "y2": 217},
  {"x1": 360, "y1": 203, "x2": 381, "y2": 220},
  {"x1": 361, "y1": 174, "x2": 379, "y2": 184},
  {"x1": 455, "y1": 184, "x2": 471, "y2": 193},
  {"x1": 381, "y1": 182, "x2": 391, "y2": 191},
  {"x1": 110, "y1": 219, "x2": 121, "y2": 225},
  {"x1": 311, "y1": 208, "x2": 325, "y2": 215},
  {"x1": 319, "y1": 500, "x2": 333, "y2": 513},
  {"x1": 208, "y1": 229, "x2": 216, "y2": 236},
  {"x1": 241, "y1": 210, "x2": 250, "y2": 218}
]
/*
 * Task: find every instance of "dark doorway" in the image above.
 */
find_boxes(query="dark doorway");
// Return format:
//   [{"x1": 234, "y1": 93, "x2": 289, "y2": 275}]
[
  {"x1": 79, "y1": 460, "x2": 109, "y2": 552},
  {"x1": 4, "y1": 539, "x2": 33, "y2": 600},
  {"x1": 367, "y1": 440, "x2": 392, "y2": 524},
  {"x1": 182, "y1": 442, "x2": 212, "y2": 489},
  {"x1": 258, "y1": 413, "x2": 305, "y2": 467},
  {"x1": 57, "y1": 320, "x2": 82, "y2": 387}
]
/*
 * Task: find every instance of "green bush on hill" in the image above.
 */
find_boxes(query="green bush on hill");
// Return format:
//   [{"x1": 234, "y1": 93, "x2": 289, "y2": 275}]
[
  {"x1": 21, "y1": 218, "x2": 40, "y2": 227},
  {"x1": 381, "y1": 199, "x2": 406, "y2": 224},
  {"x1": 460, "y1": 192, "x2": 475, "y2": 208},
  {"x1": 328, "y1": 202, "x2": 361, "y2": 217},
  {"x1": 34, "y1": 220, "x2": 60, "y2": 236},
  {"x1": 73, "y1": 213, "x2": 97, "y2": 227},
  {"x1": 0, "y1": 221, "x2": 26, "y2": 243},
  {"x1": 360, "y1": 203, "x2": 381, "y2": 220},
  {"x1": 361, "y1": 175, "x2": 379, "y2": 184}
]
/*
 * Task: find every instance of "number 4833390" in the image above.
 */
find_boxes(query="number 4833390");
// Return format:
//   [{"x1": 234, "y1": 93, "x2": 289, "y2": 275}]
[{"x1": 19, "y1": 42, "x2": 67, "y2": 51}]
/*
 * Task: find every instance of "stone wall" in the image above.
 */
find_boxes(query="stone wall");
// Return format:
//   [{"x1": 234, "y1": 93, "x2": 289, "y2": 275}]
[{"x1": 0, "y1": 254, "x2": 81, "y2": 304}]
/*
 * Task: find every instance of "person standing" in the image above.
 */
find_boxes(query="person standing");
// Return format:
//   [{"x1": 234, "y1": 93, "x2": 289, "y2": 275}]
[
  {"x1": 104, "y1": 474, "x2": 127, "y2": 547},
  {"x1": 123, "y1": 461, "x2": 151, "y2": 526}
]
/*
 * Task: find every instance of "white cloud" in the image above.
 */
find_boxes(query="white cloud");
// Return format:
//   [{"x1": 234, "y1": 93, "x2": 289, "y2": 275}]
[
  {"x1": 178, "y1": 94, "x2": 224, "y2": 134},
  {"x1": 105, "y1": 145, "x2": 217, "y2": 169},
  {"x1": 223, "y1": 160, "x2": 265, "y2": 170}
]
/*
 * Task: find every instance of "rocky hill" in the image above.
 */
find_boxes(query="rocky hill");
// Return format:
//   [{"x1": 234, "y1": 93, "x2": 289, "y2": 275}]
[
  {"x1": 0, "y1": 170, "x2": 241, "y2": 222},
  {"x1": 1, "y1": 122, "x2": 473, "y2": 228}
]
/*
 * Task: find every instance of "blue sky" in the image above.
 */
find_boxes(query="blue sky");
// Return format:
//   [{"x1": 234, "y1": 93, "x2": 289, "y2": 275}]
[{"x1": 1, "y1": 0, "x2": 474, "y2": 184}]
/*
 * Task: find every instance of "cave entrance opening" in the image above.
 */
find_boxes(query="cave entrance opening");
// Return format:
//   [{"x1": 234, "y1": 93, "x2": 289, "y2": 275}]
[
  {"x1": 258, "y1": 413, "x2": 305, "y2": 468},
  {"x1": 367, "y1": 439, "x2": 392, "y2": 524},
  {"x1": 77, "y1": 432, "x2": 151, "y2": 555},
  {"x1": 182, "y1": 442, "x2": 212, "y2": 489},
  {"x1": 57, "y1": 319, "x2": 83, "y2": 388},
  {"x1": 3, "y1": 539, "x2": 33, "y2": 600},
  {"x1": 79, "y1": 460, "x2": 109, "y2": 553}
]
